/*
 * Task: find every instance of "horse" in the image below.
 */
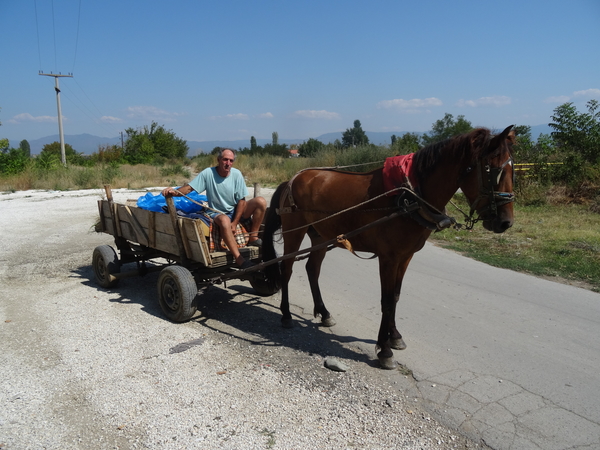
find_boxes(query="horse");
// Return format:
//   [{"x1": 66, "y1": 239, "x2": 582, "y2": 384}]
[{"x1": 261, "y1": 126, "x2": 516, "y2": 369}]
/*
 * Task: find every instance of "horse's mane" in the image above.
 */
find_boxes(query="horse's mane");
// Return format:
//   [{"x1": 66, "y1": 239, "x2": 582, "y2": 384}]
[{"x1": 412, "y1": 128, "x2": 492, "y2": 180}]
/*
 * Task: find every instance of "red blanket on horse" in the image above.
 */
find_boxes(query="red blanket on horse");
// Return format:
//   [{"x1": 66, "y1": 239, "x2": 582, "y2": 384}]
[{"x1": 382, "y1": 153, "x2": 418, "y2": 194}]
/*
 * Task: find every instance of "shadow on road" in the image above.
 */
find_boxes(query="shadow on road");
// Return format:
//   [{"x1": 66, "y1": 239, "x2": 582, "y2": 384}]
[{"x1": 73, "y1": 263, "x2": 378, "y2": 368}]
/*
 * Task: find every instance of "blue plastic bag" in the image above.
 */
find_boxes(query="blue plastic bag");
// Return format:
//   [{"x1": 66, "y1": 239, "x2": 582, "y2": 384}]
[{"x1": 136, "y1": 189, "x2": 208, "y2": 214}]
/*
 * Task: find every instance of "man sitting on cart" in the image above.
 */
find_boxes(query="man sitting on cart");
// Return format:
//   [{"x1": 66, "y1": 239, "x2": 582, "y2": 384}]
[{"x1": 162, "y1": 148, "x2": 266, "y2": 269}]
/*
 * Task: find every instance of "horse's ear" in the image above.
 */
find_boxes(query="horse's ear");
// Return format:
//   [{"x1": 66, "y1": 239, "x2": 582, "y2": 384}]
[{"x1": 488, "y1": 125, "x2": 515, "y2": 153}]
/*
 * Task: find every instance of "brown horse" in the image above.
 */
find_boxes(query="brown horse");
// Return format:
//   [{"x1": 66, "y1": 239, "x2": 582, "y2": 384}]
[{"x1": 262, "y1": 126, "x2": 516, "y2": 369}]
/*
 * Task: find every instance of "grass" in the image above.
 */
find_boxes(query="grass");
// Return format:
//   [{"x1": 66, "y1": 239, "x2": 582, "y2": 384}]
[{"x1": 430, "y1": 197, "x2": 600, "y2": 292}]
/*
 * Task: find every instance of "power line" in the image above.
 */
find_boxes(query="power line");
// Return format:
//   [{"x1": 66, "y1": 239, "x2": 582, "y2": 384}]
[
  {"x1": 71, "y1": 0, "x2": 82, "y2": 73},
  {"x1": 51, "y1": 0, "x2": 57, "y2": 72},
  {"x1": 34, "y1": 0, "x2": 43, "y2": 70}
]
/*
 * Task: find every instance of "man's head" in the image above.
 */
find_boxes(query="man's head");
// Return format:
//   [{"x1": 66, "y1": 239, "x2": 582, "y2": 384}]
[{"x1": 216, "y1": 148, "x2": 236, "y2": 177}]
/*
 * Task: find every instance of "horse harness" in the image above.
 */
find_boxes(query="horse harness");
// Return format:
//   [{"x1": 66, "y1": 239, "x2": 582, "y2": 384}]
[{"x1": 274, "y1": 153, "x2": 515, "y2": 257}]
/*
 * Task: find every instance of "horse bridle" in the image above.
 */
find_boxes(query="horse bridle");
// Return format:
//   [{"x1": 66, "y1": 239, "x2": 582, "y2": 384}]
[{"x1": 462, "y1": 154, "x2": 515, "y2": 229}]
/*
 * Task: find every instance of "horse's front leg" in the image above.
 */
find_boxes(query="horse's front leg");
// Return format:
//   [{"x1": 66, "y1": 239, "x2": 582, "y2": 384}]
[
  {"x1": 376, "y1": 256, "x2": 411, "y2": 369},
  {"x1": 279, "y1": 229, "x2": 307, "y2": 328},
  {"x1": 306, "y1": 230, "x2": 335, "y2": 327}
]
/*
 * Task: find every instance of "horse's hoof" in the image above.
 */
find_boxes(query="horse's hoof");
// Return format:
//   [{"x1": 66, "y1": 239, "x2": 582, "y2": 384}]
[
  {"x1": 321, "y1": 316, "x2": 336, "y2": 327},
  {"x1": 281, "y1": 318, "x2": 294, "y2": 329},
  {"x1": 391, "y1": 337, "x2": 407, "y2": 350},
  {"x1": 378, "y1": 356, "x2": 397, "y2": 370}
]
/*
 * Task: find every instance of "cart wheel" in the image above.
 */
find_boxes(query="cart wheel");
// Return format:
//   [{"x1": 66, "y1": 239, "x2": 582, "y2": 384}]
[
  {"x1": 249, "y1": 271, "x2": 280, "y2": 297},
  {"x1": 92, "y1": 245, "x2": 120, "y2": 288},
  {"x1": 157, "y1": 266, "x2": 198, "y2": 323}
]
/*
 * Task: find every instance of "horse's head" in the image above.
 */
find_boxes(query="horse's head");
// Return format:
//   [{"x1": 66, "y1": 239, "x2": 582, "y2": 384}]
[{"x1": 459, "y1": 125, "x2": 516, "y2": 233}]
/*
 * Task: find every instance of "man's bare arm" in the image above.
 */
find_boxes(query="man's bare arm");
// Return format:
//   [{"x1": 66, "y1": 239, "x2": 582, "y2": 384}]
[{"x1": 161, "y1": 184, "x2": 194, "y2": 198}]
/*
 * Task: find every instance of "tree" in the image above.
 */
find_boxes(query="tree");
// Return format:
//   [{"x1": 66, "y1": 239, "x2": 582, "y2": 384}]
[
  {"x1": 250, "y1": 136, "x2": 258, "y2": 152},
  {"x1": 272, "y1": 131, "x2": 279, "y2": 146},
  {"x1": 19, "y1": 140, "x2": 31, "y2": 158},
  {"x1": 0, "y1": 107, "x2": 8, "y2": 153},
  {"x1": 123, "y1": 122, "x2": 188, "y2": 164},
  {"x1": 549, "y1": 100, "x2": 600, "y2": 164},
  {"x1": 342, "y1": 120, "x2": 369, "y2": 148},
  {"x1": 392, "y1": 132, "x2": 421, "y2": 155},
  {"x1": 39, "y1": 141, "x2": 87, "y2": 166},
  {"x1": 298, "y1": 138, "x2": 324, "y2": 157},
  {"x1": 421, "y1": 113, "x2": 473, "y2": 146}
]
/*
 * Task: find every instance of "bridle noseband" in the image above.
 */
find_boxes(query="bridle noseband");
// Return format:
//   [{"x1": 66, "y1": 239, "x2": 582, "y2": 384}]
[{"x1": 462, "y1": 154, "x2": 515, "y2": 229}]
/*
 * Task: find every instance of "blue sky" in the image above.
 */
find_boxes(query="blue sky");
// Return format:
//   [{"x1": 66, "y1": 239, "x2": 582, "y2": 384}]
[{"x1": 1, "y1": 0, "x2": 599, "y2": 143}]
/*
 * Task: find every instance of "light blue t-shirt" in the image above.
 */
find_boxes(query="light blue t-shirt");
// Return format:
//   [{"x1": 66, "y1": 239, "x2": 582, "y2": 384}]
[{"x1": 188, "y1": 167, "x2": 248, "y2": 215}]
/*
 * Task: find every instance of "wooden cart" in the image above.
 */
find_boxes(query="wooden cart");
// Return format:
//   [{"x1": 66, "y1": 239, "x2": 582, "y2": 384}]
[{"x1": 93, "y1": 186, "x2": 278, "y2": 322}]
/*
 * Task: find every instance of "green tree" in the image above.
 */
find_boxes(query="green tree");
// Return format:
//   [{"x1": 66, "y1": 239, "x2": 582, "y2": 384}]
[
  {"x1": 19, "y1": 140, "x2": 31, "y2": 158},
  {"x1": 392, "y1": 132, "x2": 421, "y2": 155},
  {"x1": 39, "y1": 141, "x2": 87, "y2": 166},
  {"x1": 272, "y1": 131, "x2": 279, "y2": 146},
  {"x1": 550, "y1": 100, "x2": 600, "y2": 164},
  {"x1": 421, "y1": 113, "x2": 473, "y2": 146},
  {"x1": 342, "y1": 120, "x2": 369, "y2": 148},
  {"x1": 250, "y1": 136, "x2": 258, "y2": 152},
  {"x1": 298, "y1": 138, "x2": 324, "y2": 157},
  {"x1": 0, "y1": 148, "x2": 29, "y2": 175},
  {"x1": 123, "y1": 122, "x2": 188, "y2": 164},
  {"x1": 0, "y1": 107, "x2": 8, "y2": 153}
]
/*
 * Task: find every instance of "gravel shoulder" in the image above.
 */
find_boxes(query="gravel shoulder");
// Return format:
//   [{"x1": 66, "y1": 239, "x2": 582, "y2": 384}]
[{"x1": 0, "y1": 188, "x2": 487, "y2": 449}]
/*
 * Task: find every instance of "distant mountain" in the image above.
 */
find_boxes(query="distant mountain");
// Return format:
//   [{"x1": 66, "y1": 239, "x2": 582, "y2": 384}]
[{"x1": 10, "y1": 124, "x2": 554, "y2": 156}]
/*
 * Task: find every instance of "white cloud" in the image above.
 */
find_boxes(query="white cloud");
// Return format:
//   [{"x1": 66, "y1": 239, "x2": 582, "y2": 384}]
[
  {"x1": 209, "y1": 113, "x2": 249, "y2": 120},
  {"x1": 545, "y1": 95, "x2": 571, "y2": 104},
  {"x1": 101, "y1": 116, "x2": 122, "y2": 123},
  {"x1": 573, "y1": 88, "x2": 600, "y2": 98},
  {"x1": 456, "y1": 96, "x2": 511, "y2": 107},
  {"x1": 293, "y1": 110, "x2": 340, "y2": 119},
  {"x1": 126, "y1": 106, "x2": 184, "y2": 121},
  {"x1": 8, "y1": 113, "x2": 57, "y2": 124},
  {"x1": 544, "y1": 89, "x2": 599, "y2": 104},
  {"x1": 256, "y1": 112, "x2": 274, "y2": 119},
  {"x1": 376, "y1": 97, "x2": 442, "y2": 110}
]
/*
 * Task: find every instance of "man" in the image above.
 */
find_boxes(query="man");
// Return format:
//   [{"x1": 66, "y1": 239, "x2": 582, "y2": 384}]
[{"x1": 162, "y1": 148, "x2": 266, "y2": 269}]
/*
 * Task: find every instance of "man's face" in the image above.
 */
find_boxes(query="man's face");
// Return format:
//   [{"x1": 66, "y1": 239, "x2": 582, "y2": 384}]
[{"x1": 217, "y1": 149, "x2": 235, "y2": 176}]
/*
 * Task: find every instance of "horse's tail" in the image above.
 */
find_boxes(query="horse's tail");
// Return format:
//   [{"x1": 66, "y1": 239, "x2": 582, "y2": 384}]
[{"x1": 262, "y1": 181, "x2": 288, "y2": 291}]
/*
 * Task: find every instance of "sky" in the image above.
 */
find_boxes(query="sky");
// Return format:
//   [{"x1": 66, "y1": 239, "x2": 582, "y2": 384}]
[{"x1": 1, "y1": 0, "x2": 599, "y2": 144}]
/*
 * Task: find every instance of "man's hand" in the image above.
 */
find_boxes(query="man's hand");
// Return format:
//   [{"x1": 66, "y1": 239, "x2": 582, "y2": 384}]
[{"x1": 161, "y1": 187, "x2": 180, "y2": 197}]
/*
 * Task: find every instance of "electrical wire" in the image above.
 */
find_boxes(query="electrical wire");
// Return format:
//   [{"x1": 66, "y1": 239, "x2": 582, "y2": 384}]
[
  {"x1": 34, "y1": 0, "x2": 43, "y2": 71},
  {"x1": 51, "y1": 0, "x2": 57, "y2": 72},
  {"x1": 71, "y1": 0, "x2": 82, "y2": 74}
]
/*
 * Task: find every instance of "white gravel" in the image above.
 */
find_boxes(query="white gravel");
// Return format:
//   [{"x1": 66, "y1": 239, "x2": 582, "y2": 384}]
[{"x1": 0, "y1": 188, "x2": 487, "y2": 450}]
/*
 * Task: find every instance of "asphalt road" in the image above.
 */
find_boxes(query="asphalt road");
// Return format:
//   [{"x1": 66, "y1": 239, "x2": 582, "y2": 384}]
[{"x1": 284, "y1": 240, "x2": 600, "y2": 449}]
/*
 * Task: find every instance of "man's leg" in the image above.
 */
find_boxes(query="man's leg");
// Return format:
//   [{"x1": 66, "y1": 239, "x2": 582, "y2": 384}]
[
  {"x1": 213, "y1": 214, "x2": 245, "y2": 266},
  {"x1": 243, "y1": 196, "x2": 267, "y2": 243}
]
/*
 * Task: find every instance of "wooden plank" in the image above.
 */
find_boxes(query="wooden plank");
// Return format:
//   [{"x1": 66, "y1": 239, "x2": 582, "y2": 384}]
[
  {"x1": 123, "y1": 205, "x2": 149, "y2": 246},
  {"x1": 195, "y1": 221, "x2": 212, "y2": 266},
  {"x1": 112, "y1": 203, "x2": 123, "y2": 237},
  {"x1": 148, "y1": 210, "x2": 156, "y2": 248},
  {"x1": 178, "y1": 218, "x2": 194, "y2": 259}
]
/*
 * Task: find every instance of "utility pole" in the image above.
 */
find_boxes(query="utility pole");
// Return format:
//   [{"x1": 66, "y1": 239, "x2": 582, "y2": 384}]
[{"x1": 39, "y1": 72, "x2": 73, "y2": 166}]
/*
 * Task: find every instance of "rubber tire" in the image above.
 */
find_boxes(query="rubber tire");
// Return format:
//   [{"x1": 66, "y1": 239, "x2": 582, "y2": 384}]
[
  {"x1": 157, "y1": 266, "x2": 198, "y2": 323},
  {"x1": 249, "y1": 272, "x2": 280, "y2": 297},
  {"x1": 92, "y1": 245, "x2": 120, "y2": 288}
]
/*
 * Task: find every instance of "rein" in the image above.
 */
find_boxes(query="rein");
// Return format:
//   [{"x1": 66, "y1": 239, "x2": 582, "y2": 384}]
[{"x1": 456, "y1": 155, "x2": 516, "y2": 229}]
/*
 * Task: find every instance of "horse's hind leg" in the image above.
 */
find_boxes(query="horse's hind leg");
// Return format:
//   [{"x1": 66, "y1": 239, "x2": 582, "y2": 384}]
[{"x1": 306, "y1": 229, "x2": 335, "y2": 327}]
